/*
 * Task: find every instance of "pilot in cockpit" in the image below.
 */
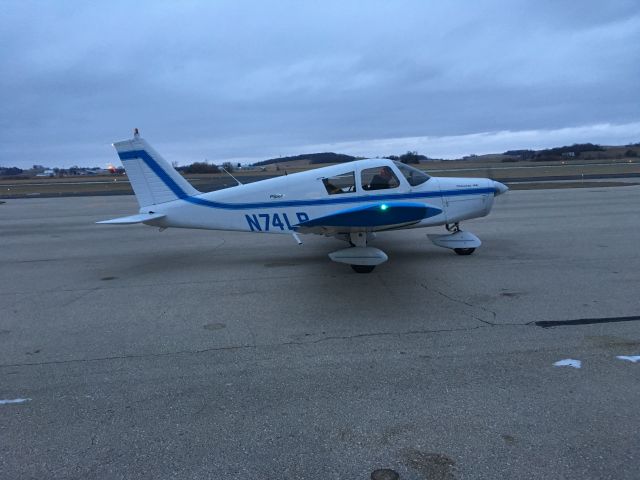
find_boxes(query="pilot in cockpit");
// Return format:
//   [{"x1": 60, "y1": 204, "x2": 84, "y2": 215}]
[{"x1": 367, "y1": 166, "x2": 395, "y2": 190}]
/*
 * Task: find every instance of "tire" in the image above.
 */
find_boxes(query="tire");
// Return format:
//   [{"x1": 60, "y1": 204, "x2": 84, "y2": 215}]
[
  {"x1": 351, "y1": 264, "x2": 375, "y2": 273},
  {"x1": 454, "y1": 248, "x2": 475, "y2": 256}
]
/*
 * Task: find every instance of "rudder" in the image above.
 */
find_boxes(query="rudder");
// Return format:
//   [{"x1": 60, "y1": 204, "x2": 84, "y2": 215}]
[{"x1": 113, "y1": 130, "x2": 200, "y2": 207}]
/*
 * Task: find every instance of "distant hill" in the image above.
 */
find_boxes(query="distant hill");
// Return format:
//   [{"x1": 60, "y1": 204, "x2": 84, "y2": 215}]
[
  {"x1": 253, "y1": 152, "x2": 356, "y2": 167},
  {"x1": 250, "y1": 142, "x2": 640, "y2": 169},
  {"x1": 501, "y1": 143, "x2": 639, "y2": 162},
  {"x1": 252, "y1": 150, "x2": 435, "y2": 168},
  {"x1": 3, "y1": 142, "x2": 639, "y2": 179}
]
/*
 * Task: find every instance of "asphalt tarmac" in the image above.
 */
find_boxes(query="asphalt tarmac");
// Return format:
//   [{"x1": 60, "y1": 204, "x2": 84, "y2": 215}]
[{"x1": 1, "y1": 186, "x2": 639, "y2": 479}]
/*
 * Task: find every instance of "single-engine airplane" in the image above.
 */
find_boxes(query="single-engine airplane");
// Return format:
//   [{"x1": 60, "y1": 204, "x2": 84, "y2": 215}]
[{"x1": 98, "y1": 129, "x2": 508, "y2": 273}]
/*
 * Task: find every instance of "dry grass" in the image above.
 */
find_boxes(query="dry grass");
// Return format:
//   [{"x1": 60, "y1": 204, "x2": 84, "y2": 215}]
[{"x1": 2, "y1": 160, "x2": 639, "y2": 198}]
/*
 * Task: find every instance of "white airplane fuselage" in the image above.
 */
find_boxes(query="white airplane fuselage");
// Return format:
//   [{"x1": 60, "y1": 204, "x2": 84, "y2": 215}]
[{"x1": 140, "y1": 160, "x2": 499, "y2": 234}]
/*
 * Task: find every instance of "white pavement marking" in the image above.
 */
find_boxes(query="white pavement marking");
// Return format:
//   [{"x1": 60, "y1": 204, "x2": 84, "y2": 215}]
[
  {"x1": 553, "y1": 359, "x2": 582, "y2": 369},
  {"x1": 0, "y1": 398, "x2": 31, "y2": 405},
  {"x1": 616, "y1": 355, "x2": 640, "y2": 363}
]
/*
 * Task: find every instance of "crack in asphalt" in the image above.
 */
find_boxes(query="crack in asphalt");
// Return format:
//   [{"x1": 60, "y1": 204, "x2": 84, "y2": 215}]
[
  {"x1": 0, "y1": 325, "x2": 486, "y2": 369},
  {"x1": 0, "y1": 271, "x2": 335, "y2": 297},
  {"x1": 2, "y1": 285, "x2": 538, "y2": 370},
  {"x1": 61, "y1": 286, "x2": 101, "y2": 308},
  {"x1": 420, "y1": 283, "x2": 527, "y2": 327}
]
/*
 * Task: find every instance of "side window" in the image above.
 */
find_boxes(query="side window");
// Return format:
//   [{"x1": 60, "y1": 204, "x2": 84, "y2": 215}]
[
  {"x1": 361, "y1": 166, "x2": 400, "y2": 191},
  {"x1": 322, "y1": 171, "x2": 355, "y2": 195}
]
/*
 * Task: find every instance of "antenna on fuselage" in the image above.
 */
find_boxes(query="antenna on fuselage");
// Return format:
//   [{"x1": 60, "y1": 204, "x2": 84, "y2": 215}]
[{"x1": 221, "y1": 167, "x2": 243, "y2": 186}]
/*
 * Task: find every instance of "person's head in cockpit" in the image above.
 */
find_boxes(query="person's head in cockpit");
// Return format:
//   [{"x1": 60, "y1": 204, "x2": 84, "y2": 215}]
[{"x1": 369, "y1": 166, "x2": 394, "y2": 190}]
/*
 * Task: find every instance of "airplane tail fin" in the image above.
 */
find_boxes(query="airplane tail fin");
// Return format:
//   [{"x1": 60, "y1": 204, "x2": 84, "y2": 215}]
[{"x1": 113, "y1": 130, "x2": 200, "y2": 208}]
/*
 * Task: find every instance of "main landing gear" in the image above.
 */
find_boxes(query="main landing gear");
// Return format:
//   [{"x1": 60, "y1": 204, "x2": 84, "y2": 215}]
[
  {"x1": 329, "y1": 232, "x2": 388, "y2": 274},
  {"x1": 329, "y1": 223, "x2": 481, "y2": 273},
  {"x1": 427, "y1": 222, "x2": 482, "y2": 255}
]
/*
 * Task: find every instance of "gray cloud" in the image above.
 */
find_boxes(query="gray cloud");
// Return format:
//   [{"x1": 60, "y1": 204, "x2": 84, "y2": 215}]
[{"x1": 1, "y1": 0, "x2": 639, "y2": 168}]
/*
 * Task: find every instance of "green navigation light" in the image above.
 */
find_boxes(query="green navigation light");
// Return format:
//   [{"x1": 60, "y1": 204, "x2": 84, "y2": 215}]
[{"x1": 380, "y1": 204, "x2": 388, "y2": 211}]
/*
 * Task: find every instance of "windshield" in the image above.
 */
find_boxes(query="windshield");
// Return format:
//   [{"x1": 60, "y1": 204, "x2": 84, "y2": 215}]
[{"x1": 393, "y1": 161, "x2": 430, "y2": 186}]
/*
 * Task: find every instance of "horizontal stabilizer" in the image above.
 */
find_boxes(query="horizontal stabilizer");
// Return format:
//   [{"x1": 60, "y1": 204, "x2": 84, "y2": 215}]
[
  {"x1": 295, "y1": 202, "x2": 441, "y2": 231},
  {"x1": 96, "y1": 212, "x2": 166, "y2": 225}
]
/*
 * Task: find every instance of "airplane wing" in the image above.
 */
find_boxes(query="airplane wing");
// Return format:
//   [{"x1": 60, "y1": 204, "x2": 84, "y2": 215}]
[
  {"x1": 294, "y1": 201, "x2": 442, "y2": 234},
  {"x1": 96, "y1": 212, "x2": 166, "y2": 225}
]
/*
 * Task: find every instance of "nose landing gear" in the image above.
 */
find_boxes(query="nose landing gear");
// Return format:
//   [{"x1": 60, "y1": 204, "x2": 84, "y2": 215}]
[
  {"x1": 428, "y1": 222, "x2": 481, "y2": 254},
  {"x1": 446, "y1": 222, "x2": 461, "y2": 233}
]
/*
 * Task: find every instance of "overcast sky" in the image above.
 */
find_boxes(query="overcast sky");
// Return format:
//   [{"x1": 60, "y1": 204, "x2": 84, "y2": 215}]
[{"x1": 1, "y1": 0, "x2": 639, "y2": 168}]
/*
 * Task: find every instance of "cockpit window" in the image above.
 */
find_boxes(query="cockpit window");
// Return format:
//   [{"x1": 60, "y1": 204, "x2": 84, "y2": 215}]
[
  {"x1": 361, "y1": 166, "x2": 400, "y2": 190},
  {"x1": 322, "y1": 171, "x2": 355, "y2": 195},
  {"x1": 393, "y1": 161, "x2": 430, "y2": 186}
]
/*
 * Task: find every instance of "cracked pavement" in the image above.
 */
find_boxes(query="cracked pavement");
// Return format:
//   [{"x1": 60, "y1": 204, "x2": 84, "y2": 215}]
[{"x1": 1, "y1": 187, "x2": 640, "y2": 479}]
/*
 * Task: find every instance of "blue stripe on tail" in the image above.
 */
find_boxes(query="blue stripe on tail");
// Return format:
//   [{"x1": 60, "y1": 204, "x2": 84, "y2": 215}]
[{"x1": 118, "y1": 150, "x2": 189, "y2": 199}]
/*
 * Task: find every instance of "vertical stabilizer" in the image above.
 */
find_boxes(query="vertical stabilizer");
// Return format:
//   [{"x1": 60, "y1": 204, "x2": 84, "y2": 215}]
[{"x1": 113, "y1": 130, "x2": 200, "y2": 208}]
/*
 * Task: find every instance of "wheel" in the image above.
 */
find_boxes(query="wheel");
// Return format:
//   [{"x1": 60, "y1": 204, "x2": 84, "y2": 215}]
[
  {"x1": 351, "y1": 264, "x2": 375, "y2": 273},
  {"x1": 454, "y1": 248, "x2": 475, "y2": 256}
]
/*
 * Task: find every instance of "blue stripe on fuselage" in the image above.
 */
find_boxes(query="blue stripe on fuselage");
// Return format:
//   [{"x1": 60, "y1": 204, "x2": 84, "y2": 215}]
[
  {"x1": 184, "y1": 188, "x2": 492, "y2": 210},
  {"x1": 117, "y1": 148, "x2": 492, "y2": 211}
]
